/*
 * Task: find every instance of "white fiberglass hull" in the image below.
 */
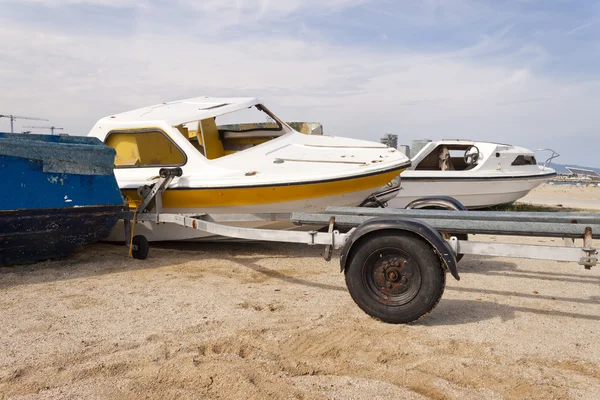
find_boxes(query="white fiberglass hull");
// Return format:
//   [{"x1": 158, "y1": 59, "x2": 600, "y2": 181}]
[{"x1": 390, "y1": 173, "x2": 555, "y2": 209}]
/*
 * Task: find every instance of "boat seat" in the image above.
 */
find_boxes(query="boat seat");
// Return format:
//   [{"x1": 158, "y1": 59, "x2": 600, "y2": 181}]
[
  {"x1": 108, "y1": 134, "x2": 141, "y2": 166},
  {"x1": 190, "y1": 138, "x2": 205, "y2": 156},
  {"x1": 176, "y1": 126, "x2": 206, "y2": 156},
  {"x1": 439, "y1": 146, "x2": 455, "y2": 171},
  {"x1": 200, "y1": 118, "x2": 225, "y2": 160}
]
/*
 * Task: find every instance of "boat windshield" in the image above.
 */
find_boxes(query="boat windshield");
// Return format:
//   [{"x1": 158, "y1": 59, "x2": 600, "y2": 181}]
[
  {"x1": 217, "y1": 105, "x2": 283, "y2": 133},
  {"x1": 179, "y1": 105, "x2": 290, "y2": 160},
  {"x1": 414, "y1": 144, "x2": 478, "y2": 171}
]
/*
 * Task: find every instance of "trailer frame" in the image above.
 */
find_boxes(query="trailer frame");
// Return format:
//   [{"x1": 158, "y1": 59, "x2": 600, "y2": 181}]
[{"x1": 120, "y1": 168, "x2": 598, "y2": 324}]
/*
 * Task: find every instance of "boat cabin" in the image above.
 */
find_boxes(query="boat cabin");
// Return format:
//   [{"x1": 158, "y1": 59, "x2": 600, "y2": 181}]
[
  {"x1": 411, "y1": 142, "x2": 482, "y2": 171},
  {"x1": 96, "y1": 99, "x2": 299, "y2": 169},
  {"x1": 407, "y1": 139, "x2": 544, "y2": 173}
]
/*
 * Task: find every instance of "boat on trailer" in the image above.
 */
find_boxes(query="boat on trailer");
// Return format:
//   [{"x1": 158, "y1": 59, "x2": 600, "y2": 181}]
[
  {"x1": 88, "y1": 97, "x2": 410, "y2": 241},
  {"x1": 390, "y1": 140, "x2": 557, "y2": 209},
  {"x1": 0, "y1": 133, "x2": 124, "y2": 265}
]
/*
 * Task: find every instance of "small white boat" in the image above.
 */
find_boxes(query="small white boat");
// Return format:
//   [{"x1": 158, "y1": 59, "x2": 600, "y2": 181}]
[
  {"x1": 390, "y1": 140, "x2": 557, "y2": 209},
  {"x1": 88, "y1": 97, "x2": 410, "y2": 241}
]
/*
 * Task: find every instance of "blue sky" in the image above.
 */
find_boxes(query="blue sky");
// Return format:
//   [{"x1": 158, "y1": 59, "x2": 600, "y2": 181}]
[{"x1": 1, "y1": 0, "x2": 599, "y2": 166}]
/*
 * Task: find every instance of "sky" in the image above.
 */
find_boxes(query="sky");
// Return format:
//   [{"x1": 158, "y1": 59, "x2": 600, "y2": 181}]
[{"x1": 1, "y1": 0, "x2": 599, "y2": 166}]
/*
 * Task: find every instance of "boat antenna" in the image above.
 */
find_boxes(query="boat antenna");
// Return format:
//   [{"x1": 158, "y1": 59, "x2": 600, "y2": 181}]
[{"x1": 0, "y1": 115, "x2": 49, "y2": 133}]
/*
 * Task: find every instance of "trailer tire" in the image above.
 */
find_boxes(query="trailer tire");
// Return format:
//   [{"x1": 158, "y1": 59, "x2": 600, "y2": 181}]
[
  {"x1": 345, "y1": 233, "x2": 445, "y2": 324},
  {"x1": 132, "y1": 235, "x2": 149, "y2": 260}
]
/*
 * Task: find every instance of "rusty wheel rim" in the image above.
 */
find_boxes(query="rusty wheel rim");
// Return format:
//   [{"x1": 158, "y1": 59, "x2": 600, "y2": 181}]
[{"x1": 362, "y1": 248, "x2": 422, "y2": 306}]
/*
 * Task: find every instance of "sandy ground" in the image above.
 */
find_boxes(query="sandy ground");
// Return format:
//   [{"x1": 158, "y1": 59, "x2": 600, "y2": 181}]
[
  {"x1": 518, "y1": 184, "x2": 600, "y2": 210},
  {"x1": 1, "y1": 227, "x2": 599, "y2": 399}
]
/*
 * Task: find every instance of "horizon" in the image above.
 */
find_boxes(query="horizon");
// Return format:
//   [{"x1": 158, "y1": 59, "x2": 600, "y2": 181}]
[{"x1": 1, "y1": 0, "x2": 599, "y2": 167}]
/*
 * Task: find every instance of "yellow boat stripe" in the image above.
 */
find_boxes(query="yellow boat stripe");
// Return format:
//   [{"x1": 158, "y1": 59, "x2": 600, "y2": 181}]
[{"x1": 123, "y1": 168, "x2": 404, "y2": 208}]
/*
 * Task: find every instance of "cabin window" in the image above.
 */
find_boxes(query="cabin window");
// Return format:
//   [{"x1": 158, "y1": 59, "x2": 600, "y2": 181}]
[
  {"x1": 105, "y1": 129, "x2": 186, "y2": 167},
  {"x1": 511, "y1": 155, "x2": 537, "y2": 166},
  {"x1": 216, "y1": 105, "x2": 282, "y2": 133},
  {"x1": 414, "y1": 144, "x2": 476, "y2": 171},
  {"x1": 179, "y1": 105, "x2": 288, "y2": 160}
]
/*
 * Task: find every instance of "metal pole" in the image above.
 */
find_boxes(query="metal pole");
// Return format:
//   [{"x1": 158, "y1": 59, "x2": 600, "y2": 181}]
[{"x1": 10, "y1": 116, "x2": 14, "y2": 133}]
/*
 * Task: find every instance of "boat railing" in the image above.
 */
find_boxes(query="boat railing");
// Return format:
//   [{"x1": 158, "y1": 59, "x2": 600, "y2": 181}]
[{"x1": 535, "y1": 148, "x2": 560, "y2": 171}]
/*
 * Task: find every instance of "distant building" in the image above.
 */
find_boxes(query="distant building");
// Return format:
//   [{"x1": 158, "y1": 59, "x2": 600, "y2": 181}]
[
  {"x1": 380, "y1": 134, "x2": 398, "y2": 149},
  {"x1": 410, "y1": 139, "x2": 432, "y2": 158},
  {"x1": 398, "y1": 145, "x2": 410, "y2": 158}
]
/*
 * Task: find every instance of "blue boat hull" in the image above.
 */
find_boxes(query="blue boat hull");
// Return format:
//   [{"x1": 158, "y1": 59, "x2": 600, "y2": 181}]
[{"x1": 0, "y1": 132, "x2": 125, "y2": 265}]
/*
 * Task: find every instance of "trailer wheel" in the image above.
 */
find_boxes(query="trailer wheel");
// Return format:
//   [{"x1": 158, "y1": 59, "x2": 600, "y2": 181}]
[
  {"x1": 131, "y1": 235, "x2": 149, "y2": 260},
  {"x1": 345, "y1": 233, "x2": 445, "y2": 324}
]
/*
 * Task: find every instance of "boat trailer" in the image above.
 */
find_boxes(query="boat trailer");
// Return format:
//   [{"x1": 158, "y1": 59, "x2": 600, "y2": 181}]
[{"x1": 121, "y1": 168, "x2": 599, "y2": 324}]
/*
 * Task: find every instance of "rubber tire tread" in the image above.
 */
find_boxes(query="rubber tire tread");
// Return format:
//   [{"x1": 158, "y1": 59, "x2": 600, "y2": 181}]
[
  {"x1": 132, "y1": 235, "x2": 150, "y2": 260},
  {"x1": 345, "y1": 233, "x2": 446, "y2": 324}
]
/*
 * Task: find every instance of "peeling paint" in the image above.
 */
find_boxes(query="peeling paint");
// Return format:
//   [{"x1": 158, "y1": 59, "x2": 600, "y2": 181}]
[{"x1": 0, "y1": 132, "x2": 116, "y2": 176}]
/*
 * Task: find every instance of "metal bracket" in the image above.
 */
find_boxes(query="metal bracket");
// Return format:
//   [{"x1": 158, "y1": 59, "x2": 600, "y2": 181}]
[
  {"x1": 448, "y1": 236, "x2": 459, "y2": 256},
  {"x1": 137, "y1": 176, "x2": 173, "y2": 213},
  {"x1": 580, "y1": 227, "x2": 596, "y2": 269},
  {"x1": 136, "y1": 168, "x2": 182, "y2": 214},
  {"x1": 323, "y1": 217, "x2": 335, "y2": 261},
  {"x1": 579, "y1": 253, "x2": 597, "y2": 269},
  {"x1": 308, "y1": 230, "x2": 318, "y2": 245}
]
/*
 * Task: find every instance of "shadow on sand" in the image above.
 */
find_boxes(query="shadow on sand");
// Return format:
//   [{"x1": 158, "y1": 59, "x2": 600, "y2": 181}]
[
  {"x1": 1, "y1": 242, "x2": 598, "y2": 325},
  {"x1": 0, "y1": 241, "x2": 346, "y2": 293}
]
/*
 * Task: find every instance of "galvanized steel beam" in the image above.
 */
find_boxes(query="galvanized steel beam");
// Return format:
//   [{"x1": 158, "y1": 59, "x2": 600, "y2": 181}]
[
  {"x1": 324, "y1": 206, "x2": 600, "y2": 225},
  {"x1": 291, "y1": 212, "x2": 600, "y2": 239}
]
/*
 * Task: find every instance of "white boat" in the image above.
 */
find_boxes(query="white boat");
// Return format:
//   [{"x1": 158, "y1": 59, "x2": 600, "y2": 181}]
[
  {"x1": 88, "y1": 97, "x2": 410, "y2": 241},
  {"x1": 389, "y1": 140, "x2": 557, "y2": 209}
]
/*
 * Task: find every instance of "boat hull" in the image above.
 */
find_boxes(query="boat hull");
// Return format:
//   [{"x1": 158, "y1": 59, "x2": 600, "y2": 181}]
[
  {"x1": 109, "y1": 184, "x2": 394, "y2": 241},
  {"x1": 120, "y1": 167, "x2": 404, "y2": 210},
  {"x1": 0, "y1": 205, "x2": 121, "y2": 265},
  {"x1": 390, "y1": 173, "x2": 556, "y2": 209},
  {"x1": 0, "y1": 133, "x2": 125, "y2": 265}
]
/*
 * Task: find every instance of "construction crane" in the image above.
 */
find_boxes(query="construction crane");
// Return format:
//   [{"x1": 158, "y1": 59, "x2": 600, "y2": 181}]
[
  {"x1": 24, "y1": 125, "x2": 64, "y2": 135},
  {"x1": 0, "y1": 115, "x2": 48, "y2": 133}
]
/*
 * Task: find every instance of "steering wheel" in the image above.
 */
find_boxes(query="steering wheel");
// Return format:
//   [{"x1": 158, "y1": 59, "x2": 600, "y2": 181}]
[{"x1": 463, "y1": 146, "x2": 480, "y2": 166}]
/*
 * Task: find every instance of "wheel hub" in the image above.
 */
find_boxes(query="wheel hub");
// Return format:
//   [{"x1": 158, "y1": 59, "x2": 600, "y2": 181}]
[
  {"x1": 372, "y1": 256, "x2": 414, "y2": 296},
  {"x1": 363, "y1": 250, "x2": 422, "y2": 306}
]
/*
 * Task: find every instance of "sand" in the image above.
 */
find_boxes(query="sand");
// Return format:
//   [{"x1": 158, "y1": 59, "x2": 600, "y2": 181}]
[
  {"x1": 518, "y1": 184, "x2": 600, "y2": 210},
  {"x1": 1, "y1": 187, "x2": 600, "y2": 399}
]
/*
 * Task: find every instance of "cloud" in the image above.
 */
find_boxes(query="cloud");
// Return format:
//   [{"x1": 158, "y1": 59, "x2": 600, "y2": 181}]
[
  {"x1": 1, "y1": 0, "x2": 599, "y2": 165},
  {"x1": 12, "y1": 0, "x2": 368, "y2": 15},
  {"x1": 3, "y1": 0, "x2": 147, "y2": 7},
  {"x1": 567, "y1": 19, "x2": 600, "y2": 35}
]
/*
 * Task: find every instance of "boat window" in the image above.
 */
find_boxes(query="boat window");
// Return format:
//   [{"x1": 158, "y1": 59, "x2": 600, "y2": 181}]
[
  {"x1": 105, "y1": 129, "x2": 186, "y2": 167},
  {"x1": 414, "y1": 144, "x2": 475, "y2": 171},
  {"x1": 511, "y1": 155, "x2": 537, "y2": 166},
  {"x1": 179, "y1": 105, "x2": 289, "y2": 160},
  {"x1": 216, "y1": 105, "x2": 282, "y2": 133}
]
